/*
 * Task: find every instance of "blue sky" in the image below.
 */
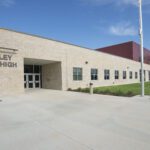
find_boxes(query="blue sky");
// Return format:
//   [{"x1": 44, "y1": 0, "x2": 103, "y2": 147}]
[{"x1": 0, "y1": 0, "x2": 150, "y2": 49}]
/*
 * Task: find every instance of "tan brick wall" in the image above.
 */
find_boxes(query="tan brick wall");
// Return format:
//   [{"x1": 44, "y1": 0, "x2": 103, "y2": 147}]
[
  {"x1": 42, "y1": 62, "x2": 62, "y2": 90},
  {"x1": 0, "y1": 47, "x2": 24, "y2": 95},
  {"x1": 0, "y1": 28, "x2": 150, "y2": 94}
]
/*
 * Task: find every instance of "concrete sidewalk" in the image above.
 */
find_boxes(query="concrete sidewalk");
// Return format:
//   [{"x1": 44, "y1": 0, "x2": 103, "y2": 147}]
[{"x1": 0, "y1": 89, "x2": 150, "y2": 150}]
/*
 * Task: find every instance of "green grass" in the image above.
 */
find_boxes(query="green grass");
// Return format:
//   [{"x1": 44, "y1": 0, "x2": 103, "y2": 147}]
[{"x1": 70, "y1": 82, "x2": 150, "y2": 97}]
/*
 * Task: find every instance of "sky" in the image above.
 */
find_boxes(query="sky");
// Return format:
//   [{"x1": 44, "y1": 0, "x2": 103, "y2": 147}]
[{"x1": 0, "y1": 0, "x2": 150, "y2": 49}]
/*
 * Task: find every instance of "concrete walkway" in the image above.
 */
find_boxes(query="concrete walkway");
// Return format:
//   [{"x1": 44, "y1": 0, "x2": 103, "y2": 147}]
[{"x1": 0, "y1": 89, "x2": 150, "y2": 150}]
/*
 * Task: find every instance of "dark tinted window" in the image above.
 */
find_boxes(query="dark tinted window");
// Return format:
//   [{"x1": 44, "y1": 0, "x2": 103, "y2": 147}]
[
  {"x1": 115, "y1": 70, "x2": 119, "y2": 79},
  {"x1": 123, "y1": 71, "x2": 126, "y2": 79},
  {"x1": 104, "y1": 70, "x2": 110, "y2": 80},
  {"x1": 91, "y1": 69, "x2": 98, "y2": 80},
  {"x1": 24, "y1": 65, "x2": 33, "y2": 73}
]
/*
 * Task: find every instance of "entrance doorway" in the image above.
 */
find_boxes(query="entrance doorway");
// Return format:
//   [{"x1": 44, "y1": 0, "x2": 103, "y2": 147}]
[
  {"x1": 24, "y1": 65, "x2": 42, "y2": 89},
  {"x1": 24, "y1": 58, "x2": 63, "y2": 90}
]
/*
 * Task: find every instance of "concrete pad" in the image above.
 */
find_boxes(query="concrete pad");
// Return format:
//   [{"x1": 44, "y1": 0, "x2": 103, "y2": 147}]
[{"x1": 0, "y1": 89, "x2": 150, "y2": 150}]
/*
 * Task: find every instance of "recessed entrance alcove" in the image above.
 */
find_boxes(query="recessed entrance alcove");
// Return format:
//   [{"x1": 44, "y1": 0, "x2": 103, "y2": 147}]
[{"x1": 24, "y1": 58, "x2": 62, "y2": 90}]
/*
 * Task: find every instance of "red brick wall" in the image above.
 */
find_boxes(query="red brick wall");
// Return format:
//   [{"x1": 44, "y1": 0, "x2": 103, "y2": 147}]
[
  {"x1": 133, "y1": 42, "x2": 150, "y2": 64},
  {"x1": 96, "y1": 42, "x2": 133, "y2": 60},
  {"x1": 97, "y1": 41, "x2": 150, "y2": 64}
]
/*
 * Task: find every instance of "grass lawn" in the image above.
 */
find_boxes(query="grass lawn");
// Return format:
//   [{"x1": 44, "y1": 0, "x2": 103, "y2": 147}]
[{"x1": 71, "y1": 82, "x2": 150, "y2": 97}]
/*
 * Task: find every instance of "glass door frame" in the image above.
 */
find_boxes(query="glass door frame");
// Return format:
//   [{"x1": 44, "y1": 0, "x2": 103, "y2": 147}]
[
  {"x1": 34, "y1": 74, "x2": 41, "y2": 88},
  {"x1": 24, "y1": 73, "x2": 41, "y2": 89}
]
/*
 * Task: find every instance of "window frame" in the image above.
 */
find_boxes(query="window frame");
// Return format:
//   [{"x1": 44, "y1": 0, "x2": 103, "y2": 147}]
[
  {"x1": 115, "y1": 70, "x2": 119, "y2": 80},
  {"x1": 135, "y1": 72, "x2": 138, "y2": 79},
  {"x1": 91, "y1": 68, "x2": 98, "y2": 80},
  {"x1": 139, "y1": 69, "x2": 146, "y2": 81},
  {"x1": 104, "y1": 69, "x2": 110, "y2": 80},
  {"x1": 149, "y1": 71, "x2": 150, "y2": 81},
  {"x1": 129, "y1": 71, "x2": 133, "y2": 79},
  {"x1": 73, "y1": 67, "x2": 83, "y2": 81},
  {"x1": 123, "y1": 71, "x2": 126, "y2": 79}
]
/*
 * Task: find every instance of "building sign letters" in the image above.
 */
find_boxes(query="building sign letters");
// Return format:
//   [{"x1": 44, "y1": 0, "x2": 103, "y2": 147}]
[{"x1": 0, "y1": 51, "x2": 18, "y2": 68}]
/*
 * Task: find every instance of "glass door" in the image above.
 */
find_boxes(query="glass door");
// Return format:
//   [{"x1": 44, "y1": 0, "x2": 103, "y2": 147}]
[
  {"x1": 28, "y1": 74, "x2": 34, "y2": 88},
  {"x1": 34, "y1": 74, "x2": 41, "y2": 88},
  {"x1": 24, "y1": 75, "x2": 27, "y2": 88},
  {"x1": 24, "y1": 74, "x2": 41, "y2": 89}
]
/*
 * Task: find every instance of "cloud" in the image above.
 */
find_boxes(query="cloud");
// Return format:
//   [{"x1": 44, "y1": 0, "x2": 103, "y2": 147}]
[
  {"x1": 108, "y1": 22, "x2": 138, "y2": 36},
  {"x1": 81, "y1": 0, "x2": 150, "y2": 6},
  {"x1": 0, "y1": 0, "x2": 15, "y2": 7}
]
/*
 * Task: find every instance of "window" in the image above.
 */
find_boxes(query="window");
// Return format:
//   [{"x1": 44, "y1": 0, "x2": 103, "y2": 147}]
[
  {"x1": 24, "y1": 65, "x2": 41, "y2": 74},
  {"x1": 115, "y1": 70, "x2": 119, "y2": 79},
  {"x1": 34, "y1": 65, "x2": 41, "y2": 73},
  {"x1": 139, "y1": 70, "x2": 141, "y2": 81},
  {"x1": 73, "y1": 67, "x2": 82, "y2": 81},
  {"x1": 129, "y1": 71, "x2": 132, "y2": 79},
  {"x1": 24, "y1": 65, "x2": 33, "y2": 73},
  {"x1": 104, "y1": 70, "x2": 110, "y2": 80},
  {"x1": 135, "y1": 72, "x2": 138, "y2": 79},
  {"x1": 123, "y1": 71, "x2": 126, "y2": 79},
  {"x1": 139, "y1": 69, "x2": 146, "y2": 81},
  {"x1": 91, "y1": 69, "x2": 98, "y2": 80}
]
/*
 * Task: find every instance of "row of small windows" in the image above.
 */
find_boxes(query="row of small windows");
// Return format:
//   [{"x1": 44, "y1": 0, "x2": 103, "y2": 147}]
[
  {"x1": 73, "y1": 67, "x2": 149, "y2": 81},
  {"x1": 104, "y1": 70, "x2": 136, "y2": 80}
]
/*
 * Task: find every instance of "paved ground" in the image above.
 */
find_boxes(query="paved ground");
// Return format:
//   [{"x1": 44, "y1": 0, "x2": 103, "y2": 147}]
[{"x1": 0, "y1": 90, "x2": 150, "y2": 150}]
